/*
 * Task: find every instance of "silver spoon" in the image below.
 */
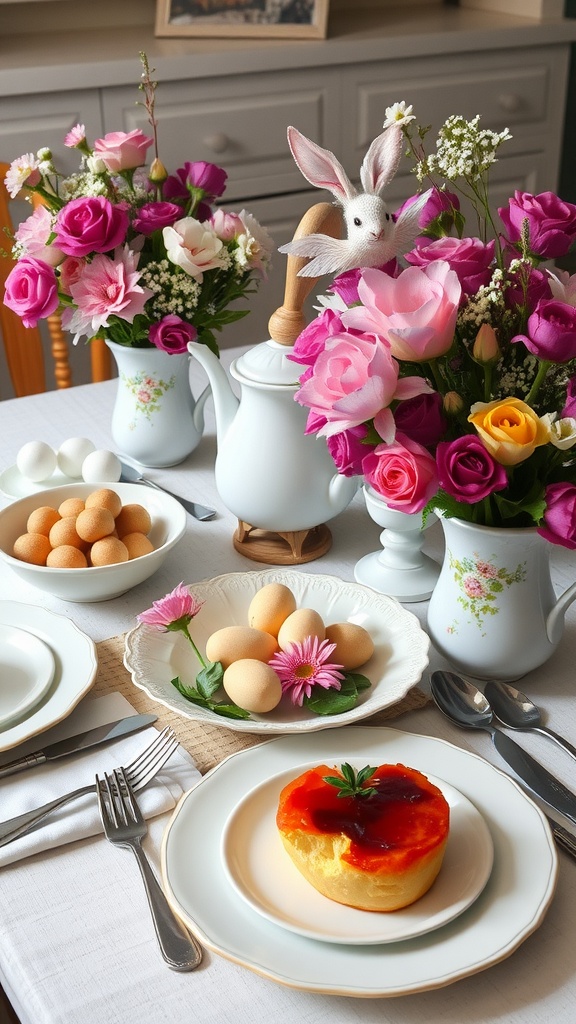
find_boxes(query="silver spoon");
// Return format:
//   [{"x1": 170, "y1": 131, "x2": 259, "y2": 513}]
[
  {"x1": 119, "y1": 459, "x2": 216, "y2": 521},
  {"x1": 484, "y1": 680, "x2": 576, "y2": 764},
  {"x1": 430, "y1": 670, "x2": 576, "y2": 828}
]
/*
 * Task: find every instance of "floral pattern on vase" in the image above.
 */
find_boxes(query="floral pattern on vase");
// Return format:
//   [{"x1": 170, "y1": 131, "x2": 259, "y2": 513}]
[
  {"x1": 447, "y1": 549, "x2": 527, "y2": 635},
  {"x1": 122, "y1": 370, "x2": 177, "y2": 425}
]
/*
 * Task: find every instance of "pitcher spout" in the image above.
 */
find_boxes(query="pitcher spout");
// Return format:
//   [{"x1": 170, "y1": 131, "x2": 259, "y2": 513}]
[
  {"x1": 546, "y1": 580, "x2": 576, "y2": 645},
  {"x1": 187, "y1": 341, "x2": 238, "y2": 446}
]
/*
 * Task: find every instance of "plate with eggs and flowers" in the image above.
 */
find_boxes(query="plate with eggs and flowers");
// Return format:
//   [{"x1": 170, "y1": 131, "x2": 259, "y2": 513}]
[{"x1": 123, "y1": 568, "x2": 430, "y2": 734}]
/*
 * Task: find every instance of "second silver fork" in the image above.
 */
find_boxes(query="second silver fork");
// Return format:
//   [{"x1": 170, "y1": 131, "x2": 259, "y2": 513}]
[{"x1": 97, "y1": 767, "x2": 202, "y2": 972}]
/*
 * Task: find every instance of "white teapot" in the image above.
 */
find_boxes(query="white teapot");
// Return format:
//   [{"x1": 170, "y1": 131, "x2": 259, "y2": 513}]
[{"x1": 188, "y1": 204, "x2": 359, "y2": 543}]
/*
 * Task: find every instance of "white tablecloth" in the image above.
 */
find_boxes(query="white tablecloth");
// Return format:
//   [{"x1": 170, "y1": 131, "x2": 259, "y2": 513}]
[{"x1": 1, "y1": 350, "x2": 576, "y2": 1024}]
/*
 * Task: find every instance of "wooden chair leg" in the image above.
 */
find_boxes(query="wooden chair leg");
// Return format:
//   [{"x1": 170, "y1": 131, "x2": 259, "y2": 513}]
[
  {"x1": 46, "y1": 312, "x2": 72, "y2": 389},
  {"x1": 90, "y1": 336, "x2": 113, "y2": 383}
]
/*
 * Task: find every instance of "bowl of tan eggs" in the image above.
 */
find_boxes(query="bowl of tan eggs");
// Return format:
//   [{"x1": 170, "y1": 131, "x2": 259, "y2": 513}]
[{"x1": 0, "y1": 482, "x2": 186, "y2": 602}]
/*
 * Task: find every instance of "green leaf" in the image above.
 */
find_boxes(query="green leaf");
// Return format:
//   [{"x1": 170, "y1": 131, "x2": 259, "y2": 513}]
[
  {"x1": 196, "y1": 661, "x2": 224, "y2": 698},
  {"x1": 170, "y1": 675, "x2": 250, "y2": 719},
  {"x1": 322, "y1": 763, "x2": 378, "y2": 799}
]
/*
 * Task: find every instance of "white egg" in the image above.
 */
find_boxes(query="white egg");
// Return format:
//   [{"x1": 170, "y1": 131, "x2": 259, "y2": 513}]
[
  {"x1": 81, "y1": 449, "x2": 122, "y2": 483},
  {"x1": 57, "y1": 437, "x2": 95, "y2": 478},
  {"x1": 16, "y1": 441, "x2": 57, "y2": 482}
]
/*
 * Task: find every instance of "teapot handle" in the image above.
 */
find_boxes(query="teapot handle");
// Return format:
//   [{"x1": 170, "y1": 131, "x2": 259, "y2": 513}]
[{"x1": 268, "y1": 202, "x2": 343, "y2": 347}]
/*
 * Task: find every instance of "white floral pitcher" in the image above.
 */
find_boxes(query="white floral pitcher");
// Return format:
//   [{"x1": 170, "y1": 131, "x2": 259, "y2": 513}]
[
  {"x1": 427, "y1": 516, "x2": 576, "y2": 680},
  {"x1": 106, "y1": 341, "x2": 210, "y2": 468}
]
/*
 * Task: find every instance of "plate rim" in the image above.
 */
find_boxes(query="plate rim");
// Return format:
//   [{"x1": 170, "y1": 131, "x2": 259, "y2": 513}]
[
  {"x1": 160, "y1": 725, "x2": 558, "y2": 997},
  {"x1": 220, "y1": 762, "x2": 494, "y2": 945},
  {"x1": 0, "y1": 623, "x2": 55, "y2": 728},
  {"x1": 124, "y1": 569, "x2": 430, "y2": 734}
]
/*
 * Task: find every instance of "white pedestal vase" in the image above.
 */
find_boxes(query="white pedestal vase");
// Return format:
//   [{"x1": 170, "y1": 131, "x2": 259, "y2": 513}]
[{"x1": 354, "y1": 485, "x2": 440, "y2": 603}]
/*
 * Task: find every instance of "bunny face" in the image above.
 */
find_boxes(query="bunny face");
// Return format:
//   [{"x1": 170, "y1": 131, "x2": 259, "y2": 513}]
[{"x1": 343, "y1": 193, "x2": 394, "y2": 245}]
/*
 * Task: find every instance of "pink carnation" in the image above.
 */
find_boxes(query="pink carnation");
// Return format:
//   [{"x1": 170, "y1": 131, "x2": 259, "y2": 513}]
[{"x1": 61, "y1": 247, "x2": 153, "y2": 339}]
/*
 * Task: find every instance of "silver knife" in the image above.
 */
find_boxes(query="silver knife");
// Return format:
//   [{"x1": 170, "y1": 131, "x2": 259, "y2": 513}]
[
  {"x1": 119, "y1": 460, "x2": 216, "y2": 521},
  {"x1": 0, "y1": 713, "x2": 158, "y2": 779}
]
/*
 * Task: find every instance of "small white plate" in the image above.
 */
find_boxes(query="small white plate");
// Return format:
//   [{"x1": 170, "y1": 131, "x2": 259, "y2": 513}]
[
  {"x1": 0, "y1": 602, "x2": 97, "y2": 752},
  {"x1": 124, "y1": 569, "x2": 429, "y2": 734},
  {"x1": 221, "y1": 764, "x2": 493, "y2": 945},
  {"x1": 0, "y1": 624, "x2": 55, "y2": 729},
  {"x1": 0, "y1": 464, "x2": 80, "y2": 499}
]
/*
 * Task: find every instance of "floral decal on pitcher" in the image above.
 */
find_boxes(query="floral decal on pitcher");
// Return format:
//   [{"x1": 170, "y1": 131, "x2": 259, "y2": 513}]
[
  {"x1": 448, "y1": 550, "x2": 527, "y2": 635},
  {"x1": 122, "y1": 371, "x2": 176, "y2": 426}
]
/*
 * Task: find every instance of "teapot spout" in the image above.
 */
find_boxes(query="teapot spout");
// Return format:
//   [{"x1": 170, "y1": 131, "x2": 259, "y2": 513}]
[
  {"x1": 187, "y1": 341, "x2": 238, "y2": 446},
  {"x1": 192, "y1": 382, "x2": 211, "y2": 435},
  {"x1": 328, "y1": 471, "x2": 361, "y2": 513},
  {"x1": 547, "y1": 580, "x2": 576, "y2": 645}
]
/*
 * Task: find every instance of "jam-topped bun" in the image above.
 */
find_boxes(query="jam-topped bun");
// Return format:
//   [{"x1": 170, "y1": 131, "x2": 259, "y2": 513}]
[{"x1": 276, "y1": 763, "x2": 450, "y2": 912}]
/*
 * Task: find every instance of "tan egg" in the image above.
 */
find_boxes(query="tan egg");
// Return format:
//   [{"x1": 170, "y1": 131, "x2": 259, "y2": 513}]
[
  {"x1": 90, "y1": 537, "x2": 129, "y2": 566},
  {"x1": 46, "y1": 545, "x2": 88, "y2": 569},
  {"x1": 278, "y1": 608, "x2": 325, "y2": 651},
  {"x1": 115, "y1": 503, "x2": 152, "y2": 538},
  {"x1": 85, "y1": 487, "x2": 123, "y2": 518},
  {"x1": 75, "y1": 507, "x2": 115, "y2": 543},
  {"x1": 49, "y1": 516, "x2": 88, "y2": 551},
  {"x1": 26, "y1": 505, "x2": 61, "y2": 537},
  {"x1": 58, "y1": 497, "x2": 85, "y2": 518},
  {"x1": 247, "y1": 582, "x2": 297, "y2": 638},
  {"x1": 223, "y1": 660, "x2": 283, "y2": 713},
  {"x1": 122, "y1": 532, "x2": 154, "y2": 559},
  {"x1": 325, "y1": 622, "x2": 375, "y2": 670},
  {"x1": 13, "y1": 533, "x2": 51, "y2": 566},
  {"x1": 205, "y1": 626, "x2": 278, "y2": 670}
]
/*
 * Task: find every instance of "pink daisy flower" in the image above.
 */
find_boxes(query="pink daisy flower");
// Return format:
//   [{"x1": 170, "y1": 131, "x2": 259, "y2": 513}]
[
  {"x1": 138, "y1": 582, "x2": 206, "y2": 666},
  {"x1": 269, "y1": 636, "x2": 345, "y2": 707}
]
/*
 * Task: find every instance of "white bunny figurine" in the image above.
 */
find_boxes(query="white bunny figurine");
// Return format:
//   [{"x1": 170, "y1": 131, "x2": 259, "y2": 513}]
[{"x1": 279, "y1": 124, "x2": 430, "y2": 277}]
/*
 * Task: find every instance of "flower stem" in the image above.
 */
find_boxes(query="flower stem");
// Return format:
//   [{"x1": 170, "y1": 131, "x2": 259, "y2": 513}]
[
  {"x1": 525, "y1": 359, "x2": 551, "y2": 406},
  {"x1": 183, "y1": 626, "x2": 207, "y2": 668}
]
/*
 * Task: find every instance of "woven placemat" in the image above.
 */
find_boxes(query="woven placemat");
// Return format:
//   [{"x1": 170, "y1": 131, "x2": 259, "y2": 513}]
[{"x1": 92, "y1": 634, "x2": 430, "y2": 775}]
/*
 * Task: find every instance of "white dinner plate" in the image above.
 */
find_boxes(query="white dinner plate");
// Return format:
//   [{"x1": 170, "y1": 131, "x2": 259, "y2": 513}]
[
  {"x1": 0, "y1": 601, "x2": 98, "y2": 752},
  {"x1": 124, "y1": 569, "x2": 429, "y2": 734},
  {"x1": 0, "y1": 464, "x2": 80, "y2": 499},
  {"x1": 220, "y1": 764, "x2": 494, "y2": 945},
  {"x1": 161, "y1": 726, "x2": 557, "y2": 997},
  {"x1": 0, "y1": 624, "x2": 55, "y2": 728}
]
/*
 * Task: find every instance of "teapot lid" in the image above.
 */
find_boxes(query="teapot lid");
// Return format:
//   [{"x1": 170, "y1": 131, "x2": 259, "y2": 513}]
[{"x1": 234, "y1": 339, "x2": 307, "y2": 385}]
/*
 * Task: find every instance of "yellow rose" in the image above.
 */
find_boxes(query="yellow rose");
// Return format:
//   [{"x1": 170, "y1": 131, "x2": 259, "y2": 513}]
[{"x1": 468, "y1": 397, "x2": 551, "y2": 466}]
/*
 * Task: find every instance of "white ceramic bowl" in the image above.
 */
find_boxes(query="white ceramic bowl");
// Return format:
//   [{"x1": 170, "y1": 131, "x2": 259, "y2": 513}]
[{"x1": 0, "y1": 482, "x2": 187, "y2": 603}]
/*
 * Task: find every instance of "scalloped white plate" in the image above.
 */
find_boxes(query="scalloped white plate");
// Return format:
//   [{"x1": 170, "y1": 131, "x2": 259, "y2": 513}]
[
  {"x1": 123, "y1": 569, "x2": 429, "y2": 734},
  {"x1": 221, "y1": 764, "x2": 493, "y2": 944}
]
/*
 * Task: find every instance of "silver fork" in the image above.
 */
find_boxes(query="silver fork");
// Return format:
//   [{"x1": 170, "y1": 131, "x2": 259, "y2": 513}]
[
  {"x1": 0, "y1": 727, "x2": 178, "y2": 847},
  {"x1": 97, "y1": 767, "x2": 202, "y2": 971}
]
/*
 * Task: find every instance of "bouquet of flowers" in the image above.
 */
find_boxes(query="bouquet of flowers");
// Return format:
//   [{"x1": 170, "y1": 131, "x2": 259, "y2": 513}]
[
  {"x1": 290, "y1": 102, "x2": 576, "y2": 549},
  {"x1": 2, "y1": 54, "x2": 273, "y2": 357}
]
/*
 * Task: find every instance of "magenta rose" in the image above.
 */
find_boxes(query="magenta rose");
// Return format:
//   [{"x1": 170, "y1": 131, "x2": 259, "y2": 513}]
[
  {"x1": 393, "y1": 392, "x2": 447, "y2": 448},
  {"x1": 132, "y1": 201, "x2": 182, "y2": 235},
  {"x1": 395, "y1": 188, "x2": 460, "y2": 243},
  {"x1": 93, "y1": 130, "x2": 153, "y2": 172},
  {"x1": 538, "y1": 482, "x2": 576, "y2": 549},
  {"x1": 3, "y1": 256, "x2": 59, "y2": 328},
  {"x1": 149, "y1": 315, "x2": 198, "y2": 354},
  {"x1": 498, "y1": 191, "x2": 576, "y2": 259},
  {"x1": 164, "y1": 161, "x2": 227, "y2": 220},
  {"x1": 326, "y1": 425, "x2": 371, "y2": 477},
  {"x1": 436, "y1": 435, "x2": 508, "y2": 504},
  {"x1": 513, "y1": 299, "x2": 576, "y2": 362},
  {"x1": 289, "y1": 308, "x2": 347, "y2": 368},
  {"x1": 562, "y1": 376, "x2": 576, "y2": 418},
  {"x1": 362, "y1": 433, "x2": 438, "y2": 514},
  {"x1": 55, "y1": 197, "x2": 129, "y2": 257},
  {"x1": 405, "y1": 236, "x2": 495, "y2": 296}
]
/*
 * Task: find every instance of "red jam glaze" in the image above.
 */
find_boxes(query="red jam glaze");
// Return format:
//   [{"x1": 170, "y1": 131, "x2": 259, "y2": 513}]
[{"x1": 276, "y1": 763, "x2": 450, "y2": 873}]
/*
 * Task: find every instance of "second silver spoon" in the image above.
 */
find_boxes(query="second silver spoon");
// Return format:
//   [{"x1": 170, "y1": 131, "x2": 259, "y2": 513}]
[{"x1": 484, "y1": 681, "x2": 576, "y2": 764}]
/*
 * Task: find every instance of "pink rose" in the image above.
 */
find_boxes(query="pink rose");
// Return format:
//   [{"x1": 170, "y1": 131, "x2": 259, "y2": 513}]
[
  {"x1": 326, "y1": 425, "x2": 371, "y2": 477},
  {"x1": 393, "y1": 392, "x2": 447, "y2": 448},
  {"x1": 362, "y1": 433, "x2": 438, "y2": 514},
  {"x1": 343, "y1": 261, "x2": 461, "y2": 361},
  {"x1": 499, "y1": 191, "x2": 576, "y2": 259},
  {"x1": 513, "y1": 299, "x2": 576, "y2": 363},
  {"x1": 538, "y1": 482, "x2": 576, "y2": 549},
  {"x1": 149, "y1": 315, "x2": 197, "y2": 354},
  {"x1": 4, "y1": 256, "x2": 59, "y2": 328},
  {"x1": 436, "y1": 435, "x2": 508, "y2": 504},
  {"x1": 55, "y1": 197, "x2": 129, "y2": 257},
  {"x1": 93, "y1": 130, "x2": 153, "y2": 172},
  {"x1": 395, "y1": 188, "x2": 460, "y2": 243},
  {"x1": 15, "y1": 206, "x2": 64, "y2": 267},
  {"x1": 59, "y1": 256, "x2": 85, "y2": 293},
  {"x1": 289, "y1": 309, "x2": 347, "y2": 368},
  {"x1": 208, "y1": 209, "x2": 243, "y2": 241},
  {"x1": 405, "y1": 236, "x2": 494, "y2": 296},
  {"x1": 132, "y1": 202, "x2": 182, "y2": 235}
]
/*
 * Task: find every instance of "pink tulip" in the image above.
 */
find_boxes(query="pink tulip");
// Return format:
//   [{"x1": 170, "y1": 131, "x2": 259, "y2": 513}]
[{"x1": 93, "y1": 130, "x2": 153, "y2": 172}]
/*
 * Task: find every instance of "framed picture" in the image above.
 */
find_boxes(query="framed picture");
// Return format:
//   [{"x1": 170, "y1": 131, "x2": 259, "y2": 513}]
[{"x1": 155, "y1": 0, "x2": 330, "y2": 39}]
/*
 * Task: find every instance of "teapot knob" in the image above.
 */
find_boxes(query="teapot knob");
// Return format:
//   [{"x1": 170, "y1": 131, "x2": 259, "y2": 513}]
[{"x1": 268, "y1": 202, "x2": 343, "y2": 347}]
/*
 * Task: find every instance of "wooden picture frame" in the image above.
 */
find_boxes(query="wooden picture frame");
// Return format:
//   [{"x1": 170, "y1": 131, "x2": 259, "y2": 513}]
[{"x1": 155, "y1": 0, "x2": 330, "y2": 39}]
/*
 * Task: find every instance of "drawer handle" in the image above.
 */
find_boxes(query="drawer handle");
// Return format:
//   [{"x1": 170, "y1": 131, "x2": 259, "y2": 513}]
[
  {"x1": 498, "y1": 93, "x2": 521, "y2": 113},
  {"x1": 203, "y1": 132, "x2": 230, "y2": 154}
]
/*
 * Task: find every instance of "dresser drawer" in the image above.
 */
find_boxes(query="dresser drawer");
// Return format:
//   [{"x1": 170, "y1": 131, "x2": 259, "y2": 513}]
[
  {"x1": 102, "y1": 68, "x2": 340, "y2": 203},
  {"x1": 0, "y1": 90, "x2": 103, "y2": 174}
]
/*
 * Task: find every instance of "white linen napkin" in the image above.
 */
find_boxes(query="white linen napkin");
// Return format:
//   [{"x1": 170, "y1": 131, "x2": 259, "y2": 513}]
[{"x1": 0, "y1": 693, "x2": 200, "y2": 867}]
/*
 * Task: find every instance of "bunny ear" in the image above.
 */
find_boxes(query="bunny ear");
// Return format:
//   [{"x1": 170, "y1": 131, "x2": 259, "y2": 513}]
[
  {"x1": 360, "y1": 124, "x2": 403, "y2": 195},
  {"x1": 287, "y1": 126, "x2": 357, "y2": 202}
]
